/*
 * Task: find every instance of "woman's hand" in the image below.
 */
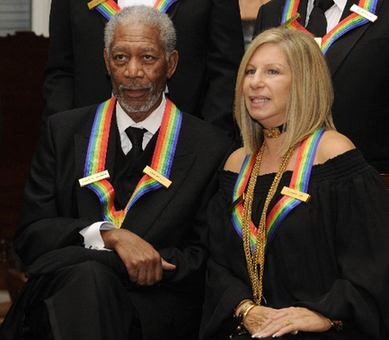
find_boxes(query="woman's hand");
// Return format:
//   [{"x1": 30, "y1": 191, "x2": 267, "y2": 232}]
[
  {"x1": 242, "y1": 305, "x2": 280, "y2": 335},
  {"x1": 251, "y1": 306, "x2": 332, "y2": 338}
]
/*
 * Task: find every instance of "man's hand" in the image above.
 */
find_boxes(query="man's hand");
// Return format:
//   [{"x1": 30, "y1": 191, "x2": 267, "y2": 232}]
[{"x1": 101, "y1": 229, "x2": 175, "y2": 285}]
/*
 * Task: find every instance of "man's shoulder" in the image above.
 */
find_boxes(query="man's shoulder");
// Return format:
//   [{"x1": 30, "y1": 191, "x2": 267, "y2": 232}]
[
  {"x1": 179, "y1": 112, "x2": 235, "y2": 159},
  {"x1": 255, "y1": 0, "x2": 284, "y2": 33},
  {"x1": 261, "y1": 0, "x2": 285, "y2": 13},
  {"x1": 47, "y1": 104, "x2": 100, "y2": 133},
  {"x1": 181, "y1": 112, "x2": 233, "y2": 143}
]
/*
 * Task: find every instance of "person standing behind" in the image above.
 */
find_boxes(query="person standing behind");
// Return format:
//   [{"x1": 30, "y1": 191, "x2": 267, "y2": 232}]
[
  {"x1": 253, "y1": 0, "x2": 389, "y2": 172},
  {"x1": 43, "y1": 0, "x2": 244, "y2": 137}
]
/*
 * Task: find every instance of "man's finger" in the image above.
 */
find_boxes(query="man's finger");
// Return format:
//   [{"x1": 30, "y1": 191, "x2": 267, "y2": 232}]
[{"x1": 161, "y1": 258, "x2": 176, "y2": 271}]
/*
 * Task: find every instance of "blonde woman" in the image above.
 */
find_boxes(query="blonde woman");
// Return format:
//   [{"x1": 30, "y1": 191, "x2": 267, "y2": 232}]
[{"x1": 200, "y1": 28, "x2": 389, "y2": 340}]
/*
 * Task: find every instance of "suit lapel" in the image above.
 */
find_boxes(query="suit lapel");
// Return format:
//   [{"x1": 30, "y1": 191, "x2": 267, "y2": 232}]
[
  {"x1": 165, "y1": 0, "x2": 179, "y2": 18},
  {"x1": 340, "y1": 0, "x2": 356, "y2": 20},
  {"x1": 121, "y1": 118, "x2": 195, "y2": 237},
  {"x1": 297, "y1": 0, "x2": 308, "y2": 26},
  {"x1": 325, "y1": 0, "x2": 383, "y2": 75}
]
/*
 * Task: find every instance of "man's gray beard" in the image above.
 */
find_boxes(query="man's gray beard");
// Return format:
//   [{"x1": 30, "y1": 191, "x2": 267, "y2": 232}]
[{"x1": 117, "y1": 85, "x2": 163, "y2": 114}]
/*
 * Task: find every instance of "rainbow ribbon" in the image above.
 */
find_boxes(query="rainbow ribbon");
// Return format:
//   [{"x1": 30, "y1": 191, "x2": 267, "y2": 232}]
[
  {"x1": 281, "y1": 0, "x2": 378, "y2": 54},
  {"x1": 91, "y1": 0, "x2": 177, "y2": 20},
  {"x1": 231, "y1": 129, "x2": 324, "y2": 251},
  {"x1": 321, "y1": 0, "x2": 377, "y2": 53},
  {"x1": 84, "y1": 97, "x2": 182, "y2": 227},
  {"x1": 153, "y1": 0, "x2": 178, "y2": 12},
  {"x1": 94, "y1": 0, "x2": 121, "y2": 20}
]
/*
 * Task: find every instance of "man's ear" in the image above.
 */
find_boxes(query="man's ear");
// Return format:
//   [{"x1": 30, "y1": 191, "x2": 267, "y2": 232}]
[
  {"x1": 166, "y1": 50, "x2": 179, "y2": 79},
  {"x1": 104, "y1": 48, "x2": 111, "y2": 76}
]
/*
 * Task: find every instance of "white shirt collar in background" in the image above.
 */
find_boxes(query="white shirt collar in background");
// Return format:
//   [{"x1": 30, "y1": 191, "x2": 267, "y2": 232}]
[{"x1": 118, "y1": 0, "x2": 154, "y2": 7}]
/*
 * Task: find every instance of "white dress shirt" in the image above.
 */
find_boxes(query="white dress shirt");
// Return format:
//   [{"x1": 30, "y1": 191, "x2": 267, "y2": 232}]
[
  {"x1": 118, "y1": 0, "x2": 154, "y2": 7},
  {"x1": 79, "y1": 96, "x2": 166, "y2": 250},
  {"x1": 306, "y1": 0, "x2": 347, "y2": 33}
]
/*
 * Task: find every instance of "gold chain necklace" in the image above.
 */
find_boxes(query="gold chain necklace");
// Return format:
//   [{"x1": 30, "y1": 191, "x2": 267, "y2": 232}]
[{"x1": 242, "y1": 144, "x2": 295, "y2": 304}]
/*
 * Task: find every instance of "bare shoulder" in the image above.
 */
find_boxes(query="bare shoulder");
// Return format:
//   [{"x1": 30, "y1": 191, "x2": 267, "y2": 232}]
[
  {"x1": 315, "y1": 130, "x2": 356, "y2": 164},
  {"x1": 224, "y1": 147, "x2": 246, "y2": 173}
]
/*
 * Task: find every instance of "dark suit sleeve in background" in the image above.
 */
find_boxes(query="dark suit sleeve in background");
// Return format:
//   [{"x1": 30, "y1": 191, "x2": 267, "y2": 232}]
[
  {"x1": 200, "y1": 0, "x2": 244, "y2": 137},
  {"x1": 42, "y1": 0, "x2": 75, "y2": 119}
]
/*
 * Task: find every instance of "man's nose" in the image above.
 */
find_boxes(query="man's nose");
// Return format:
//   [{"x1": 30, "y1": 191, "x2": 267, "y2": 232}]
[{"x1": 124, "y1": 59, "x2": 144, "y2": 78}]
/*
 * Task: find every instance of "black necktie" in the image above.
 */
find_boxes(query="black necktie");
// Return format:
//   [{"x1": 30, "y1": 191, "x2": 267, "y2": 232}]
[
  {"x1": 306, "y1": 0, "x2": 334, "y2": 37},
  {"x1": 125, "y1": 126, "x2": 146, "y2": 165},
  {"x1": 113, "y1": 127, "x2": 146, "y2": 208}
]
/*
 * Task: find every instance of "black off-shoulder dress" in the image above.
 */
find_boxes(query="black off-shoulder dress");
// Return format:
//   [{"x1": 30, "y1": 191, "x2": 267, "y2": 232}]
[{"x1": 200, "y1": 150, "x2": 389, "y2": 340}]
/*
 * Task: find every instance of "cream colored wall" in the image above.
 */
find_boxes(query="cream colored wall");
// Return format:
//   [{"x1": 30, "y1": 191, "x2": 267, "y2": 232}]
[{"x1": 31, "y1": 0, "x2": 51, "y2": 37}]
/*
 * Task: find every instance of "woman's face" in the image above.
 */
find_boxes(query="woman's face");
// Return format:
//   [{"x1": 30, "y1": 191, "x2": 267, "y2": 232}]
[{"x1": 243, "y1": 43, "x2": 292, "y2": 128}]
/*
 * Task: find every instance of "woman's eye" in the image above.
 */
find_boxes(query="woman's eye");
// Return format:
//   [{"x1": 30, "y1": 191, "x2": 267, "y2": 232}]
[
  {"x1": 267, "y1": 69, "x2": 280, "y2": 75},
  {"x1": 245, "y1": 68, "x2": 256, "y2": 76}
]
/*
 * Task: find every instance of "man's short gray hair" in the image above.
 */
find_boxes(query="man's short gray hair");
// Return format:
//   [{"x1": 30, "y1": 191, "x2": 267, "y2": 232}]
[{"x1": 104, "y1": 5, "x2": 176, "y2": 54}]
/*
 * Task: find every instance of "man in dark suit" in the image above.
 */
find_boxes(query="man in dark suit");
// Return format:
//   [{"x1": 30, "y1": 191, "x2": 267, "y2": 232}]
[
  {"x1": 0, "y1": 6, "x2": 232, "y2": 340},
  {"x1": 43, "y1": 0, "x2": 244, "y2": 137},
  {"x1": 254, "y1": 0, "x2": 389, "y2": 172}
]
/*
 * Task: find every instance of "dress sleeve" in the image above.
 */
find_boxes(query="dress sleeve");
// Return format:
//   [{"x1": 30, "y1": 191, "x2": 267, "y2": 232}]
[
  {"x1": 200, "y1": 171, "x2": 252, "y2": 340},
  {"x1": 297, "y1": 160, "x2": 389, "y2": 338}
]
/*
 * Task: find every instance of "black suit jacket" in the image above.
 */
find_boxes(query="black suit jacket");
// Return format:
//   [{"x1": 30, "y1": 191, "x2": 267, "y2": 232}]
[
  {"x1": 254, "y1": 0, "x2": 389, "y2": 172},
  {"x1": 43, "y1": 0, "x2": 244, "y2": 136},
  {"x1": 9, "y1": 103, "x2": 233, "y2": 339}
]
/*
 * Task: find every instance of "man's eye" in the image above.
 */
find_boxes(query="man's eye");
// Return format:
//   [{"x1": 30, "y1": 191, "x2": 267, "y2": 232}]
[
  {"x1": 113, "y1": 54, "x2": 127, "y2": 62},
  {"x1": 143, "y1": 55, "x2": 155, "y2": 61}
]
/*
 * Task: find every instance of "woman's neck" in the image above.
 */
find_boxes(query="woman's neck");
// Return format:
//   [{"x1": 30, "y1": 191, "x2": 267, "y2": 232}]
[{"x1": 260, "y1": 134, "x2": 296, "y2": 175}]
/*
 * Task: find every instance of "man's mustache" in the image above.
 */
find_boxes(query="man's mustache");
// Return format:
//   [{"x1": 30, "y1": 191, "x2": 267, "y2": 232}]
[{"x1": 118, "y1": 84, "x2": 152, "y2": 91}]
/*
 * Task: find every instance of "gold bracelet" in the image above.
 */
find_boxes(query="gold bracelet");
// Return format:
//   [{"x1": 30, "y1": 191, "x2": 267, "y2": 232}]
[
  {"x1": 233, "y1": 300, "x2": 257, "y2": 336},
  {"x1": 234, "y1": 299, "x2": 253, "y2": 317},
  {"x1": 241, "y1": 303, "x2": 256, "y2": 322}
]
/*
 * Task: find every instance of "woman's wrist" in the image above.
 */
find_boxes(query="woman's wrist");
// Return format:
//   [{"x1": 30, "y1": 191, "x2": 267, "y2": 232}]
[
  {"x1": 233, "y1": 299, "x2": 257, "y2": 335},
  {"x1": 234, "y1": 299, "x2": 254, "y2": 317}
]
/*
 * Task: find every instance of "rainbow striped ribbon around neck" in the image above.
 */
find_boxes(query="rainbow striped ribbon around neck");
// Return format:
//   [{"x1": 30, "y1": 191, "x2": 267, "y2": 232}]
[
  {"x1": 83, "y1": 96, "x2": 182, "y2": 227},
  {"x1": 231, "y1": 128, "x2": 324, "y2": 251},
  {"x1": 92, "y1": 0, "x2": 177, "y2": 20},
  {"x1": 281, "y1": 0, "x2": 378, "y2": 54}
]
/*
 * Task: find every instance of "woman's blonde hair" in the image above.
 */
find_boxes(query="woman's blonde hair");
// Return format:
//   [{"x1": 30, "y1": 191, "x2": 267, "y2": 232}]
[{"x1": 235, "y1": 27, "x2": 335, "y2": 155}]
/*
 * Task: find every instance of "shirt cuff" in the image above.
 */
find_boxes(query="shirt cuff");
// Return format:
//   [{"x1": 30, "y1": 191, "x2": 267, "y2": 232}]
[{"x1": 79, "y1": 221, "x2": 115, "y2": 251}]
